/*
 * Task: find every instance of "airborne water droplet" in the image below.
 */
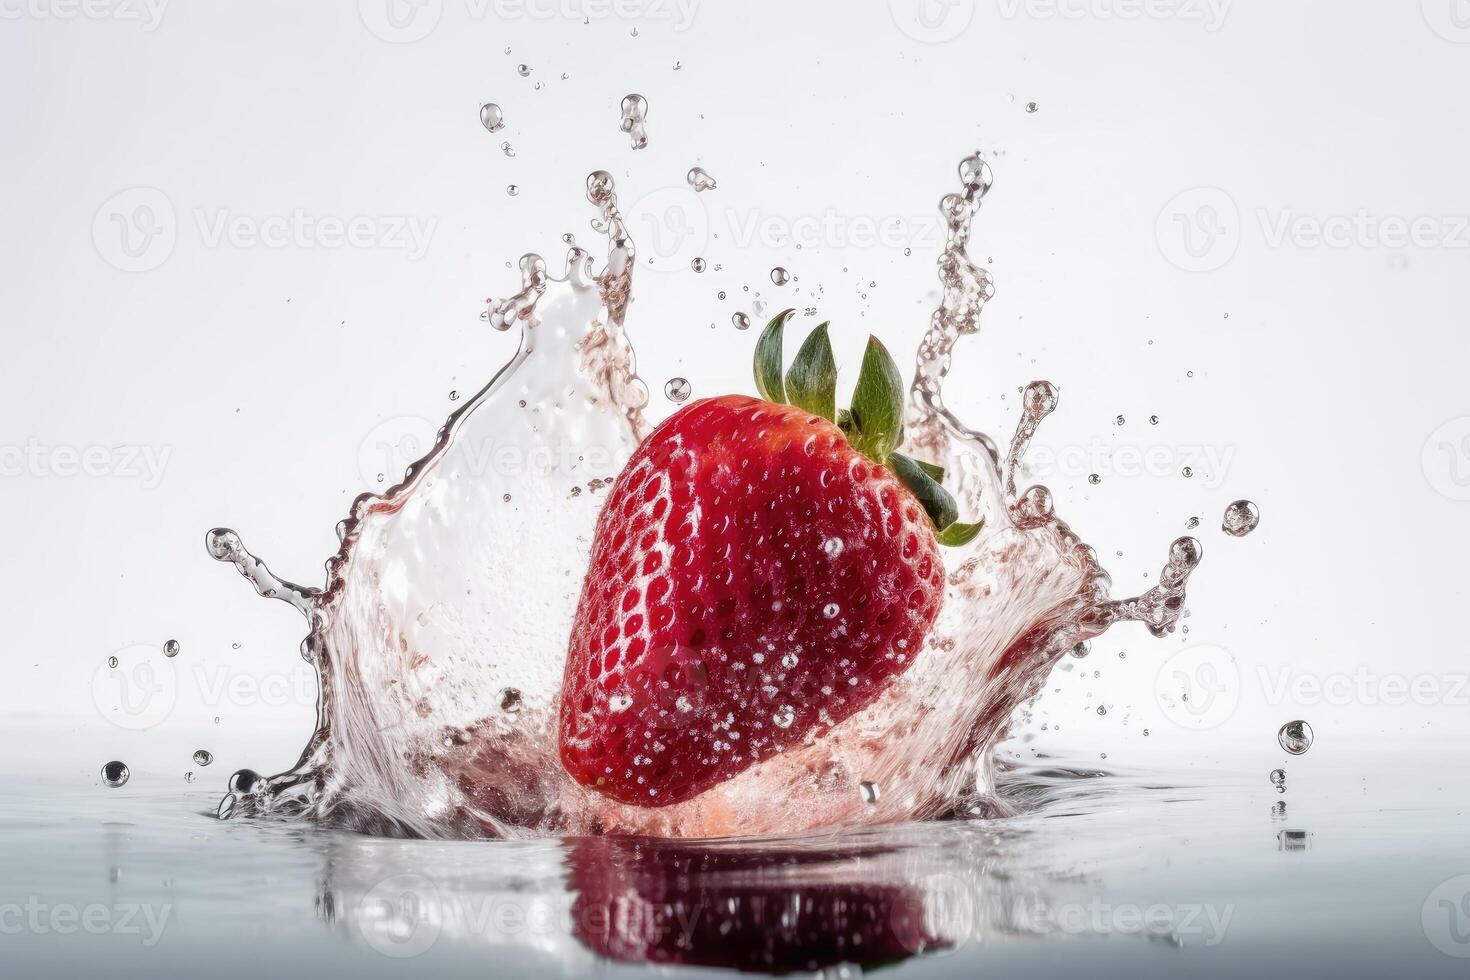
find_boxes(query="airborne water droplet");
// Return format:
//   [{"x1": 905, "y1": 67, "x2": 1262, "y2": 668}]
[
  {"x1": 686, "y1": 166, "x2": 717, "y2": 192},
  {"x1": 479, "y1": 102, "x2": 504, "y2": 132},
  {"x1": 732, "y1": 312, "x2": 751, "y2": 330},
  {"x1": 664, "y1": 377, "x2": 691, "y2": 403},
  {"x1": 1069, "y1": 640, "x2": 1091, "y2": 659},
  {"x1": 108, "y1": 656, "x2": 119, "y2": 669},
  {"x1": 1222, "y1": 499, "x2": 1260, "y2": 537},
  {"x1": 619, "y1": 93, "x2": 648, "y2": 149},
  {"x1": 516, "y1": 64, "x2": 530, "y2": 77},
  {"x1": 770, "y1": 267, "x2": 790, "y2": 286},
  {"x1": 1025, "y1": 101, "x2": 1039, "y2": 113},
  {"x1": 163, "y1": 639, "x2": 180, "y2": 658},
  {"x1": 101, "y1": 761, "x2": 129, "y2": 788},
  {"x1": 501, "y1": 141, "x2": 516, "y2": 158},
  {"x1": 1277, "y1": 719, "x2": 1313, "y2": 755},
  {"x1": 1269, "y1": 768, "x2": 1287, "y2": 787},
  {"x1": 1087, "y1": 473, "x2": 1101, "y2": 485},
  {"x1": 690, "y1": 257, "x2": 706, "y2": 273},
  {"x1": 506, "y1": 185, "x2": 519, "y2": 197},
  {"x1": 192, "y1": 750, "x2": 213, "y2": 767}
]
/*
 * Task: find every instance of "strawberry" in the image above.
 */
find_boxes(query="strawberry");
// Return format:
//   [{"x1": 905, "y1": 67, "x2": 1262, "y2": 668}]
[{"x1": 558, "y1": 311, "x2": 981, "y2": 807}]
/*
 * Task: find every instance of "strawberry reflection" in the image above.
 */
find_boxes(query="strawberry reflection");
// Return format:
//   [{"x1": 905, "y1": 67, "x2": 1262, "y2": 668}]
[{"x1": 567, "y1": 835, "x2": 972, "y2": 973}]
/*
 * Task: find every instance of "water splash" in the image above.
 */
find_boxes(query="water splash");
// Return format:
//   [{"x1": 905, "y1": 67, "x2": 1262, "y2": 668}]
[{"x1": 206, "y1": 153, "x2": 1204, "y2": 839}]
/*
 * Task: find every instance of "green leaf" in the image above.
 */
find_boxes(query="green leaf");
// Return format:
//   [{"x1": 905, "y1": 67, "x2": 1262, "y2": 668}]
[
  {"x1": 888, "y1": 451, "x2": 959, "y2": 532},
  {"x1": 847, "y1": 335, "x2": 905, "y2": 464},
  {"x1": 936, "y1": 520, "x2": 984, "y2": 547},
  {"x1": 784, "y1": 323, "x2": 837, "y2": 422},
  {"x1": 914, "y1": 459, "x2": 946, "y2": 483},
  {"x1": 753, "y1": 309, "x2": 792, "y2": 404}
]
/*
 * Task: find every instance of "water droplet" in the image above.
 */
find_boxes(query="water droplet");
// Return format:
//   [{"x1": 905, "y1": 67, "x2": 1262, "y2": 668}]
[
  {"x1": 1069, "y1": 640, "x2": 1091, "y2": 659},
  {"x1": 822, "y1": 536, "x2": 844, "y2": 558},
  {"x1": 664, "y1": 377, "x2": 691, "y2": 403},
  {"x1": 1186, "y1": 516, "x2": 1200, "y2": 529},
  {"x1": 619, "y1": 93, "x2": 648, "y2": 149},
  {"x1": 163, "y1": 639, "x2": 180, "y2": 658},
  {"x1": 690, "y1": 257, "x2": 706, "y2": 273},
  {"x1": 822, "y1": 602, "x2": 840, "y2": 619},
  {"x1": 184, "y1": 771, "x2": 195, "y2": 783},
  {"x1": 499, "y1": 688, "x2": 523, "y2": 713},
  {"x1": 229, "y1": 769, "x2": 265, "y2": 795},
  {"x1": 192, "y1": 750, "x2": 213, "y2": 767},
  {"x1": 1277, "y1": 720, "x2": 1313, "y2": 755},
  {"x1": 686, "y1": 166, "x2": 717, "y2": 192},
  {"x1": 1269, "y1": 768, "x2": 1287, "y2": 787},
  {"x1": 770, "y1": 266, "x2": 790, "y2": 286},
  {"x1": 772, "y1": 705, "x2": 795, "y2": 728},
  {"x1": 1149, "y1": 414, "x2": 1159, "y2": 425},
  {"x1": 1181, "y1": 466, "x2": 1193, "y2": 478},
  {"x1": 500, "y1": 141, "x2": 516, "y2": 158},
  {"x1": 506, "y1": 185, "x2": 519, "y2": 197},
  {"x1": 107, "y1": 656, "x2": 119, "y2": 669},
  {"x1": 732, "y1": 312, "x2": 750, "y2": 330},
  {"x1": 448, "y1": 390, "x2": 459, "y2": 401},
  {"x1": 516, "y1": 64, "x2": 530, "y2": 77},
  {"x1": 1096, "y1": 705, "x2": 1107, "y2": 716},
  {"x1": 1025, "y1": 101, "x2": 1039, "y2": 113},
  {"x1": 672, "y1": 60, "x2": 682, "y2": 71},
  {"x1": 1222, "y1": 499, "x2": 1260, "y2": 537},
  {"x1": 101, "y1": 761, "x2": 129, "y2": 788},
  {"x1": 1087, "y1": 473, "x2": 1101, "y2": 485},
  {"x1": 478, "y1": 102, "x2": 504, "y2": 132},
  {"x1": 859, "y1": 780, "x2": 881, "y2": 804}
]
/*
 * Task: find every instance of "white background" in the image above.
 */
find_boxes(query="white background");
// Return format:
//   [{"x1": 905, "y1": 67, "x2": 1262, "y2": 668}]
[{"x1": 3, "y1": 0, "x2": 1468, "y2": 784}]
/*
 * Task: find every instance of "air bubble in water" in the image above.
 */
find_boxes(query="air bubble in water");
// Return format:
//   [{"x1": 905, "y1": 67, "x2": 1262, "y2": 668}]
[
  {"x1": 499, "y1": 688, "x2": 523, "y2": 713},
  {"x1": 822, "y1": 536, "x2": 844, "y2": 558},
  {"x1": 732, "y1": 312, "x2": 750, "y2": 330},
  {"x1": 664, "y1": 377, "x2": 691, "y2": 403},
  {"x1": 1222, "y1": 499, "x2": 1260, "y2": 537},
  {"x1": 479, "y1": 102, "x2": 504, "y2": 132},
  {"x1": 690, "y1": 257, "x2": 706, "y2": 272},
  {"x1": 101, "y1": 761, "x2": 129, "y2": 788},
  {"x1": 192, "y1": 750, "x2": 213, "y2": 767},
  {"x1": 686, "y1": 167, "x2": 717, "y2": 192},
  {"x1": 163, "y1": 639, "x2": 180, "y2": 658},
  {"x1": 859, "y1": 781, "x2": 881, "y2": 804},
  {"x1": 619, "y1": 93, "x2": 648, "y2": 149},
  {"x1": 773, "y1": 705, "x2": 795, "y2": 728},
  {"x1": 1277, "y1": 719, "x2": 1313, "y2": 755},
  {"x1": 770, "y1": 267, "x2": 790, "y2": 286},
  {"x1": 822, "y1": 602, "x2": 840, "y2": 619}
]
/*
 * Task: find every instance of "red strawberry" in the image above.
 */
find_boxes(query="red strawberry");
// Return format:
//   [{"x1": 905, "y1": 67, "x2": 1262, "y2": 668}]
[{"x1": 558, "y1": 312, "x2": 981, "y2": 807}]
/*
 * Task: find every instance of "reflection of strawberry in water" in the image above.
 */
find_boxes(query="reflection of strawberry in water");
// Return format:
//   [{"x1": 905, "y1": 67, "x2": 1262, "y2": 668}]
[
  {"x1": 567, "y1": 835, "x2": 952, "y2": 972},
  {"x1": 558, "y1": 313, "x2": 982, "y2": 807}
]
